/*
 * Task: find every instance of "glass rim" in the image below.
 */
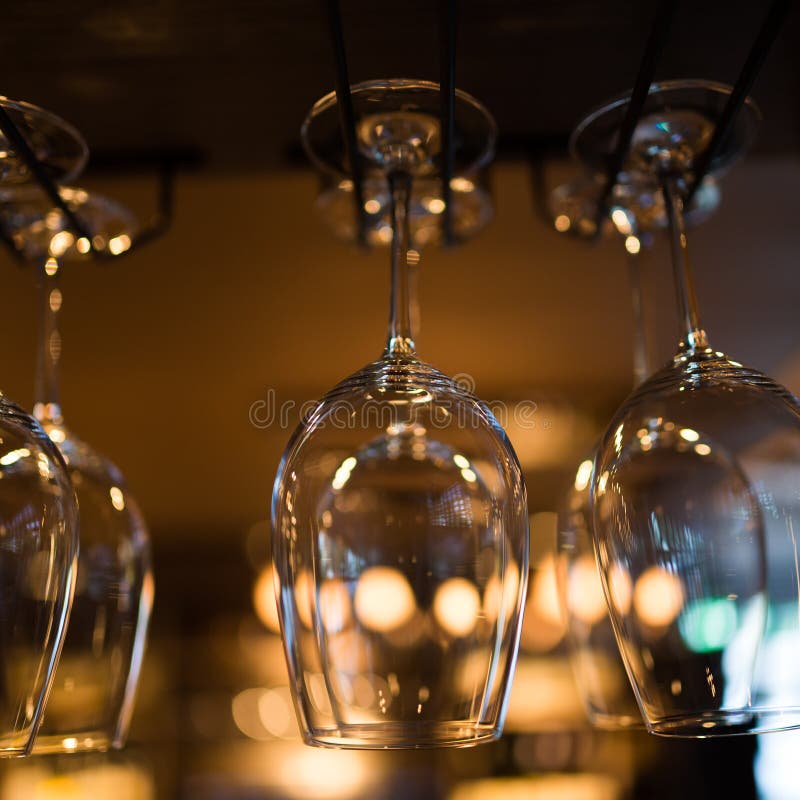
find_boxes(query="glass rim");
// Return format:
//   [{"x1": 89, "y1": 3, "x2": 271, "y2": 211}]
[
  {"x1": 0, "y1": 96, "x2": 89, "y2": 185},
  {"x1": 568, "y1": 78, "x2": 763, "y2": 172},
  {"x1": 301, "y1": 78, "x2": 498, "y2": 178}
]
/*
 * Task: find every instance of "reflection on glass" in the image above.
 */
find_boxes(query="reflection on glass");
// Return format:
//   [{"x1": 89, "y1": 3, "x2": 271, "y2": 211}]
[
  {"x1": 272, "y1": 80, "x2": 528, "y2": 749},
  {"x1": 433, "y1": 577, "x2": 481, "y2": 638},
  {"x1": 633, "y1": 566, "x2": 684, "y2": 629},
  {"x1": 353, "y1": 567, "x2": 416, "y2": 633}
]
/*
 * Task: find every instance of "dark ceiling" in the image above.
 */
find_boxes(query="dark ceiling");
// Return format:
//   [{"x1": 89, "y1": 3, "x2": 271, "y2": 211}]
[{"x1": 2, "y1": 1, "x2": 799, "y2": 171}]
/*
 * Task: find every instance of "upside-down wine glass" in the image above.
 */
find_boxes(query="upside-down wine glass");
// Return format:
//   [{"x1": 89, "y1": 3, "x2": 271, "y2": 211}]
[
  {"x1": 0, "y1": 98, "x2": 84, "y2": 756},
  {"x1": 552, "y1": 170, "x2": 720, "y2": 730},
  {"x1": 584, "y1": 79, "x2": 800, "y2": 737},
  {"x1": 554, "y1": 179, "x2": 655, "y2": 730},
  {"x1": 272, "y1": 79, "x2": 529, "y2": 749},
  {"x1": 0, "y1": 185, "x2": 154, "y2": 753}
]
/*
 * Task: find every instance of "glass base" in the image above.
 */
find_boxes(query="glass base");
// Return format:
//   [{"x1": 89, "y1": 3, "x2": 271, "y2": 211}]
[
  {"x1": 301, "y1": 79, "x2": 496, "y2": 179},
  {"x1": 304, "y1": 721, "x2": 501, "y2": 750},
  {"x1": 647, "y1": 708, "x2": 800, "y2": 738},
  {"x1": 569, "y1": 79, "x2": 761, "y2": 179},
  {"x1": 0, "y1": 97, "x2": 88, "y2": 185},
  {"x1": 30, "y1": 731, "x2": 114, "y2": 755}
]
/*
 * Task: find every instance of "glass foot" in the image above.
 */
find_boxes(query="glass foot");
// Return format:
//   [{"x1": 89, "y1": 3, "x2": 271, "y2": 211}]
[
  {"x1": 570, "y1": 79, "x2": 761, "y2": 181},
  {"x1": 302, "y1": 79, "x2": 496, "y2": 178}
]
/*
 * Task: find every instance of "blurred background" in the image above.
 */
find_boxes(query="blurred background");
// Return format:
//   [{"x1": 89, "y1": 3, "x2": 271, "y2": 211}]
[{"x1": 0, "y1": 1, "x2": 799, "y2": 797}]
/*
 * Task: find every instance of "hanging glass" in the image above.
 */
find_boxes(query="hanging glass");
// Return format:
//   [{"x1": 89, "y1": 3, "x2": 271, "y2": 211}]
[
  {"x1": 0, "y1": 185, "x2": 154, "y2": 753},
  {"x1": 272, "y1": 79, "x2": 529, "y2": 749},
  {"x1": 583, "y1": 79, "x2": 800, "y2": 736},
  {"x1": 0, "y1": 98, "x2": 83, "y2": 756},
  {"x1": 552, "y1": 169, "x2": 720, "y2": 730}
]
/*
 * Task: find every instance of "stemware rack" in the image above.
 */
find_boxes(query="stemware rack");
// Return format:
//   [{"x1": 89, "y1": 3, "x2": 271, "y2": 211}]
[
  {"x1": 325, "y1": 0, "x2": 791, "y2": 244},
  {"x1": 0, "y1": 1, "x2": 789, "y2": 264},
  {"x1": 325, "y1": 0, "x2": 460, "y2": 247},
  {"x1": 590, "y1": 0, "x2": 790, "y2": 234},
  {"x1": 0, "y1": 103, "x2": 192, "y2": 264}
]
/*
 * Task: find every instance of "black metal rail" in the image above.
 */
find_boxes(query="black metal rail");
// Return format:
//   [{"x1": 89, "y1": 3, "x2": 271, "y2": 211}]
[
  {"x1": 324, "y1": 0, "x2": 459, "y2": 247},
  {"x1": 594, "y1": 0, "x2": 790, "y2": 228},
  {"x1": 0, "y1": 105, "x2": 96, "y2": 248},
  {"x1": 685, "y1": 0, "x2": 792, "y2": 206},
  {"x1": 439, "y1": 0, "x2": 457, "y2": 246},
  {"x1": 592, "y1": 0, "x2": 676, "y2": 234},
  {"x1": 128, "y1": 163, "x2": 175, "y2": 251},
  {"x1": 325, "y1": 0, "x2": 369, "y2": 247}
]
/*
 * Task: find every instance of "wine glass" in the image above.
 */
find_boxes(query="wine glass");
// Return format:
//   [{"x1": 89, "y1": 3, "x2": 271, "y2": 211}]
[
  {"x1": 583, "y1": 79, "x2": 800, "y2": 736},
  {"x1": 0, "y1": 97, "x2": 88, "y2": 184},
  {"x1": 0, "y1": 186, "x2": 154, "y2": 753},
  {"x1": 272, "y1": 79, "x2": 529, "y2": 749},
  {"x1": 553, "y1": 177, "x2": 655, "y2": 730},
  {"x1": 0, "y1": 398, "x2": 78, "y2": 758},
  {"x1": 314, "y1": 174, "x2": 492, "y2": 248},
  {"x1": 0, "y1": 100, "x2": 85, "y2": 757},
  {"x1": 552, "y1": 172, "x2": 721, "y2": 730}
]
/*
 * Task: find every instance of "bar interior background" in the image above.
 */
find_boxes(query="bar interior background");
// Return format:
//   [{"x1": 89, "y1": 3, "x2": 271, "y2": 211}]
[{"x1": 0, "y1": 1, "x2": 799, "y2": 797}]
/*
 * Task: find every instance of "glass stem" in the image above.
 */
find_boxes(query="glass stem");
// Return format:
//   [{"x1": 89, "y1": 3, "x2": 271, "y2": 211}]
[
  {"x1": 384, "y1": 171, "x2": 416, "y2": 356},
  {"x1": 626, "y1": 243, "x2": 652, "y2": 388},
  {"x1": 34, "y1": 259, "x2": 64, "y2": 427},
  {"x1": 660, "y1": 174, "x2": 709, "y2": 352}
]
